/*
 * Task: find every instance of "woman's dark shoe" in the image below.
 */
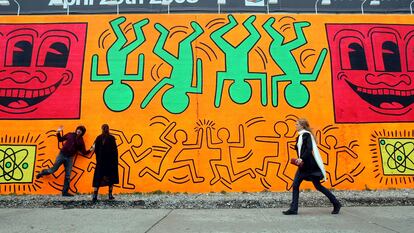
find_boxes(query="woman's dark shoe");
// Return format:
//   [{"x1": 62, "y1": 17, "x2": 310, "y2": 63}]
[
  {"x1": 36, "y1": 171, "x2": 45, "y2": 179},
  {"x1": 332, "y1": 203, "x2": 342, "y2": 214},
  {"x1": 108, "y1": 194, "x2": 115, "y2": 200},
  {"x1": 282, "y1": 209, "x2": 297, "y2": 215},
  {"x1": 62, "y1": 192, "x2": 74, "y2": 197},
  {"x1": 92, "y1": 194, "x2": 98, "y2": 203},
  {"x1": 36, "y1": 169, "x2": 48, "y2": 179}
]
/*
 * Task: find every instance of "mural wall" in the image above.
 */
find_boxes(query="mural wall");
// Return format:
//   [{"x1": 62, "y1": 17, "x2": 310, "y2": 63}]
[{"x1": 0, "y1": 14, "x2": 413, "y2": 194}]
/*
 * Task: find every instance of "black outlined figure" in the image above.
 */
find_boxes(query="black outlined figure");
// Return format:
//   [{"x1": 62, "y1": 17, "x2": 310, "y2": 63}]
[
  {"x1": 111, "y1": 129, "x2": 151, "y2": 189},
  {"x1": 255, "y1": 121, "x2": 296, "y2": 190},
  {"x1": 88, "y1": 129, "x2": 152, "y2": 190},
  {"x1": 207, "y1": 124, "x2": 256, "y2": 187},
  {"x1": 316, "y1": 125, "x2": 363, "y2": 187},
  {"x1": 139, "y1": 122, "x2": 204, "y2": 183}
]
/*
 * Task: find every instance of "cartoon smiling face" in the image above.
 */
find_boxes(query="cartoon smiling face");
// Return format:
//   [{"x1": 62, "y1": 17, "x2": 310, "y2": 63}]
[
  {"x1": 326, "y1": 24, "x2": 414, "y2": 123},
  {"x1": 0, "y1": 23, "x2": 87, "y2": 119}
]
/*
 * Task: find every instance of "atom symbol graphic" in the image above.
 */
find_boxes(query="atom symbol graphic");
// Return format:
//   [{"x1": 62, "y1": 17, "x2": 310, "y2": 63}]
[
  {"x1": 0, "y1": 147, "x2": 30, "y2": 181},
  {"x1": 382, "y1": 140, "x2": 414, "y2": 173}
]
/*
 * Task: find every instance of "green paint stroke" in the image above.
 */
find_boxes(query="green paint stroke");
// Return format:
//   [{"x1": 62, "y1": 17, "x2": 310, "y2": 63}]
[
  {"x1": 210, "y1": 15, "x2": 267, "y2": 108},
  {"x1": 91, "y1": 16, "x2": 149, "y2": 112},
  {"x1": 263, "y1": 18, "x2": 327, "y2": 108},
  {"x1": 141, "y1": 21, "x2": 204, "y2": 114}
]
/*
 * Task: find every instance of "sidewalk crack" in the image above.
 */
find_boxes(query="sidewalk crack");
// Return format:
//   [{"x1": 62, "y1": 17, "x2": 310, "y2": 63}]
[
  {"x1": 344, "y1": 210, "x2": 400, "y2": 233},
  {"x1": 370, "y1": 222, "x2": 400, "y2": 233},
  {"x1": 144, "y1": 209, "x2": 173, "y2": 233}
]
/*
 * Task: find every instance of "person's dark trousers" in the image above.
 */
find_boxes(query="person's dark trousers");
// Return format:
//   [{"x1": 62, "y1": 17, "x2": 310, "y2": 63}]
[
  {"x1": 290, "y1": 171, "x2": 339, "y2": 212},
  {"x1": 37, "y1": 153, "x2": 74, "y2": 195}
]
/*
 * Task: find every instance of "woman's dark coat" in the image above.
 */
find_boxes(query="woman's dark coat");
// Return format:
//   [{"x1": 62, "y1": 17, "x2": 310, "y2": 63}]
[
  {"x1": 92, "y1": 134, "x2": 119, "y2": 187},
  {"x1": 296, "y1": 132, "x2": 323, "y2": 180}
]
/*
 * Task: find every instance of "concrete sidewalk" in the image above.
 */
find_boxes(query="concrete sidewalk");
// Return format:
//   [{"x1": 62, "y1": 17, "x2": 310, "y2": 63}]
[
  {"x1": 0, "y1": 206, "x2": 412, "y2": 233},
  {"x1": 1, "y1": 190, "x2": 413, "y2": 209}
]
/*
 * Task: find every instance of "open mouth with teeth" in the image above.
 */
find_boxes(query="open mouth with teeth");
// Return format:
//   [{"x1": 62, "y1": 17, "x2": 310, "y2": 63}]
[
  {"x1": 0, "y1": 79, "x2": 63, "y2": 111},
  {"x1": 345, "y1": 79, "x2": 414, "y2": 110}
]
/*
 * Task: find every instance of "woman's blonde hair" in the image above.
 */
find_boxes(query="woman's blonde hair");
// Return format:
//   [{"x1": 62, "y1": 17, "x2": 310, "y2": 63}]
[
  {"x1": 297, "y1": 118, "x2": 316, "y2": 140},
  {"x1": 297, "y1": 118, "x2": 311, "y2": 131}
]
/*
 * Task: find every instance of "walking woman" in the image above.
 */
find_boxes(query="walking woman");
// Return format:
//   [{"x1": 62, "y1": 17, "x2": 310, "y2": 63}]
[
  {"x1": 283, "y1": 118, "x2": 341, "y2": 215},
  {"x1": 91, "y1": 124, "x2": 119, "y2": 202}
]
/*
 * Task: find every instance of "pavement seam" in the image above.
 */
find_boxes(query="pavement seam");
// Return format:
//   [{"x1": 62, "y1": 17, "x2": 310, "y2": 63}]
[
  {"x1": 342, "y1": 209, "x2": 400, "y2": 233},
  {"x1": 144, "y1": 209, "x2": 174, "y2": 233},
  {"x1": 370, "y1": 222, "x2": 400, "y2": 233}
]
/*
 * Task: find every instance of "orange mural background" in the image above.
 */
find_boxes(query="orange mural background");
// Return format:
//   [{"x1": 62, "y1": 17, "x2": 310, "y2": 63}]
[{"x1": 0, "y1": 14, "x2": 413, "y2": 194}]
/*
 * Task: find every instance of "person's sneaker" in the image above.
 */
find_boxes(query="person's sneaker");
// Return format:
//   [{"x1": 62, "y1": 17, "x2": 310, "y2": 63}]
[
  {"x1": 62, "y1": 193, "x2": 74, "y2": 197},
  {"x1": 282, "y1": 209, "x2": 297, "y2": 215},
  {"x1": 332, "y1": 203, "x2": 342, "y2": 214}
]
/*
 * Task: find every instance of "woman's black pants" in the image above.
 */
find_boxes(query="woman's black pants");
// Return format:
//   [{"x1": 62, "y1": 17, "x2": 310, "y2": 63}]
[{"x1": 290, "y1": 171, "x2": 339, "y2": 211}]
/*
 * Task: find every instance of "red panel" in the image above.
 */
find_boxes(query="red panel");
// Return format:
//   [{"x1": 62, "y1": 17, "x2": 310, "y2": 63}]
[
  {"x1": 0, "y1": 23, "x2": 87, "y2": 119},
  {"x1": 326, "y1": 24, "x2": 414, "y2": 123}
]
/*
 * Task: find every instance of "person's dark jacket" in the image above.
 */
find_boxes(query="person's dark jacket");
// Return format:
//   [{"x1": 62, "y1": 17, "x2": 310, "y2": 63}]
[
  {"x1": 58, "y1": 132, "x2": 89, "y2": 157},
  {"x1": 296, "y1": 132, "x2": 323, "y2": 180},
  {"x1": 92, "y1": 134, "x2": 119, "y2": 187}
]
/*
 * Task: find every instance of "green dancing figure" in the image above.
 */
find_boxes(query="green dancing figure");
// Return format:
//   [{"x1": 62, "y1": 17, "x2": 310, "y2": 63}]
[
  {"x1": 263, "y1": 18, "x2": 327, "y2": 108},
  {"x1": 140, "y1": 21, "x2": 204, "y2": 114},
  {"x1": 210, "y1": 15, "x2": 267, "y2": 107},
  {"x1": 91, "y1": 16, "x2": 149, "y2": 112}
]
